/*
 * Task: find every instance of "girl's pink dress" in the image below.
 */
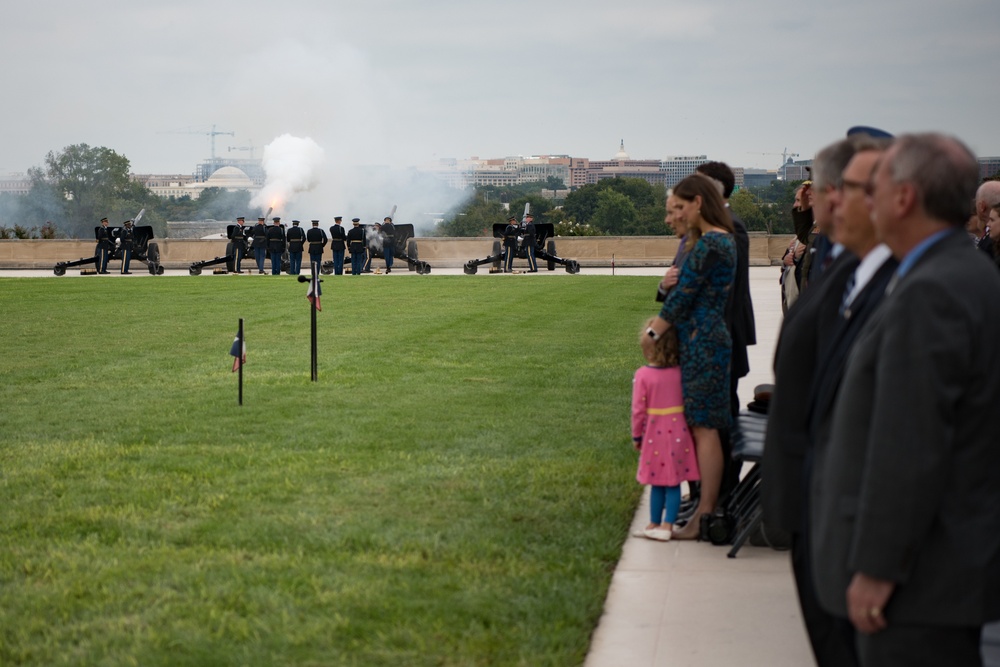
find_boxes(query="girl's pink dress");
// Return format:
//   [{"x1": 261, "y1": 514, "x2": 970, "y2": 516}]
[{"x1": 631, "y1": 365, "x2": 700, "y2": 486}]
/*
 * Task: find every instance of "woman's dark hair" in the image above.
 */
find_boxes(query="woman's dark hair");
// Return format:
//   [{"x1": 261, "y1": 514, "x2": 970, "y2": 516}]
[{"x1": 671, "y1": 174, "x2": 733, "y2": 242}]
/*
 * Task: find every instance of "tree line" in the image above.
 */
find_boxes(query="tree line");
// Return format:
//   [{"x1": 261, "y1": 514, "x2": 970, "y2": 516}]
[
  {"x1": 0, "y1": 144, "x2": 266, "y2": 239},
  {"x1": 1, "y1": 143, "x2": 813, "y2": 240},
  {"x1": 433, "y1": 176, "x2": 803, "y2": 236}
]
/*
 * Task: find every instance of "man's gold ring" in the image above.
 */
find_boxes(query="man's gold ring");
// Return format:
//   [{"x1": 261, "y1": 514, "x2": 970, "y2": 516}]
[{"x1": 869, "y1": 607, "x2": 882, "y2": 618}]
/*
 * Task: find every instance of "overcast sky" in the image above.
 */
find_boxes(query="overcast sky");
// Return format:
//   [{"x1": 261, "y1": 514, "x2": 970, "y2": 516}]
[{"x1": 3, "y1": 0, "x2": 997, "y2": 218}]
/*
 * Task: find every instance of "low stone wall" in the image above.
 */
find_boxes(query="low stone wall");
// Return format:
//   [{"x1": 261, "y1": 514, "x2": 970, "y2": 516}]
[{"x1": 0, "y1": 233, "x2": 796, "y2": 270}]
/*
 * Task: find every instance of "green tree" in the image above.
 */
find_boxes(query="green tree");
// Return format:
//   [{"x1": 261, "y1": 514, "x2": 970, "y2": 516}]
[
  {"x1": 729, "y1": 189, "x2": 768, "y2": 232},
  {"x1": 507, "y1": 193, "x2": 552, "y2": 223},
  {"x1": 554, "y1": 220, "x2": 603, "y2": 236},
  {"x1": 435, "y1": 191, "x2": 506, "y2": 236},
  {"x1": 155, "y1": 188, "x2": 259, "y2": 224},
  {"x1": 24, "y1": 144, "x2": 160, "y2": 238},
  {"x1": 562, "y1": 178, "x2": 665, "y2": 235},
  {"x1": 590, "y1": 189, "x2": 637, "y2": 235},
  {"x1": 745, "y1": 180, "x2": 800, "y2": 234},
  {"x1": 563, "y1": 178, "x2": 666, "y2": 234}
]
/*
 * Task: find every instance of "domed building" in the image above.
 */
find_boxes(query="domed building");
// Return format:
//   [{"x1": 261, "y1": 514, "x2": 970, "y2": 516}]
[
  {"x1": 613, "y1": 140, "x2": 630, "y2": 161},
  {"x1": 146, "y1": 166, "x2": 260, "y2": 201},
  {"x1": 161, "y1": 167, "x2": 264, "y2": 238}
]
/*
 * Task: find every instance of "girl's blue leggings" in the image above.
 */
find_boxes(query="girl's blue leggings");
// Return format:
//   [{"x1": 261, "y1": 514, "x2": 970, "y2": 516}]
[{"x1": 649, "y1": 485, "x2": 681, "y2": 525}]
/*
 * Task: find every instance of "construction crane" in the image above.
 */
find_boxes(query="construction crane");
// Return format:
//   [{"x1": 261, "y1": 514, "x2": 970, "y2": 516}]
[
  {"x1": 747, "y1": 148, "x2": 801, "y2": 181},
  {"x1": 228, "y1": 140, "x2": 256, "y2": 159},
  {"x1": 160, "y1": 124, "x2": 235, "y2": 161}
]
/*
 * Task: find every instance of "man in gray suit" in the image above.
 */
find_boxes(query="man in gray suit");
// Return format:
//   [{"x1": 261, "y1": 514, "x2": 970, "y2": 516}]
[{"x1": 811, "y1": 133, "x2": 1000, "y2": 666}]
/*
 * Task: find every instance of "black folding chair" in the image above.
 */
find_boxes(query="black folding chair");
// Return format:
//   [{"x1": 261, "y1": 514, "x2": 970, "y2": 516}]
[{"x1": 724, "y1": 409, "x2": 768, "y2": 558}]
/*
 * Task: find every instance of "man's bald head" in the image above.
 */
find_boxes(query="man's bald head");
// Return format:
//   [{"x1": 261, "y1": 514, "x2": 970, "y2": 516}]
[{"x1": 976, "y1": 180, "x2": 1000, "y2": 224}]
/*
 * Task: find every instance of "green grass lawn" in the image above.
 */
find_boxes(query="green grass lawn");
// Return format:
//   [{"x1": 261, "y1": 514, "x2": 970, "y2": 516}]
[{"x1": 0, "y1": 275, "x2": 656, "y2": 666}]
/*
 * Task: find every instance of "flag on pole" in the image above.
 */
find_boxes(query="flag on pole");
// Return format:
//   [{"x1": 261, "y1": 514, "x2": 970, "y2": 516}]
[
  {"x1": 306, "y1": 274, "x2": 322, "y2": 311},
  {"x1": 230, "y1": 332, "x2": 246, "y2": 372}
]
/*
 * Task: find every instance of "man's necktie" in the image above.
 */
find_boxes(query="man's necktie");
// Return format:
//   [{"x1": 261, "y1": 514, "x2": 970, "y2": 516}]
[{"x1": 840, "y1": 273, "x2": 856, "y2": 317}]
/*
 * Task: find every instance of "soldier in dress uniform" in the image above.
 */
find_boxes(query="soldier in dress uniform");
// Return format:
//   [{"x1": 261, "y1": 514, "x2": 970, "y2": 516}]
[
  {"x1": 347, "y1": 218, "x2": 366, "y2": 276},
  {"x1": 251, "y1": 216, "x2": 268, "y2": 274},
  {"x1": 266, "y1": 217, "x2": 286, "y2": 275},
  {"x1": 382, "y1": 216, "x2": 396, "y2": 273},
  {"x1": 521, "y1": 212, "x2": 538, "y2": 272},
  {"x1": 306, "y1": 219, "x2": 328, "y2": 275},
  {"x1": 230, "y1": 216, "x2": 248, "y2": 273},
  {"x1": 96, "y1": 217, "x2": 112, "y2": 274},
  {"x1": 286, "y1": 219, "x2": 306, "y2": 275},
  {"x1": 503, "y1": 215, "x2": 519, "y2": 273},
  {"x1": 119, "y1": 219, "x2": 135, "y2": 274},
  {"x1": 329, "y1": 216, "x2": 348, "y2": 275}
]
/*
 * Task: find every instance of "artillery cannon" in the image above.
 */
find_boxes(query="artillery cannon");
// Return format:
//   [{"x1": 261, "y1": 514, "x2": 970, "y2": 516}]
[
  {"x1": 53, "y1": 224, "x2": 163, "y2": 276},
  {"x1": 323, "y1": 222, "x2": 430, "y2": 275},
  {"x1": 188, "y1": 225, "x2": 289, "y2": 275},
  {"x1": 463, "y1": 222, "x2": 580, "y2": 275}
]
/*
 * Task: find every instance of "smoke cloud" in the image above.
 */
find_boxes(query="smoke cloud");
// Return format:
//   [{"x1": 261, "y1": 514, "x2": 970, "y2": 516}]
[{"x1": 250, "y1": 134, "x2": 326, "y2": 212}]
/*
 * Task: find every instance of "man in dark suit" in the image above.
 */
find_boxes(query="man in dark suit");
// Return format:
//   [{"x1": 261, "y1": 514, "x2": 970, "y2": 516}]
[
  {"x1": 811, "y1": 133, "x2": 1000, "y2": 666},
  {"x1": 760, "y1": 135, "x2": 888, "y2": 667},
  {"x1": 804, "y1": 144, "x2": 898, "y2": 666}
]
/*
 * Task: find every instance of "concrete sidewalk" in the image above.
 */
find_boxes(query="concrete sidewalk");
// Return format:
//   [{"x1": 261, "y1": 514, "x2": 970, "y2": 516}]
[
  {"x1": 585, "y1": 267, "x2": 816, "y2": 666},
  {"x1": 583, "y1": 491, "x2": 813, "y2": 666}
]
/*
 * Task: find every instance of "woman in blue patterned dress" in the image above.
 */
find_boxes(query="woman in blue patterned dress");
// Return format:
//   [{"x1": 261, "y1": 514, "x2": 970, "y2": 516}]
[{"x1": 641, "y1": 174, "x2": 736, "y2": 540}]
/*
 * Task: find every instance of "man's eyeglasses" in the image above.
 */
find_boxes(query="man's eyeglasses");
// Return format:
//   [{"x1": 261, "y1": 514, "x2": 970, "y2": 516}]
[{"x1": 836, "y1": 177, "x2": 874, "y2": 196}]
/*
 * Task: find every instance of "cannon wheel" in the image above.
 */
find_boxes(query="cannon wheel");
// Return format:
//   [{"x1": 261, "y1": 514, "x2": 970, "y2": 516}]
[
  {"x1": 492, "y1": 240, "x2": 502, "y2": 271},
  {"x1": 406, "y1": 239, "x2": 418, "y2": 271},
  {"x1": 225, "y1": 242, "x2": 236, "y2": 273},
  {"x1": 145, "y1": 242, "x2": 162, "y2": 275},
  {"x1": 463, "y1": 261, "x2": 478, "y2": 275},
  {"x1": 53, "y1": 265, "x2": 66, "y2": 276},
  {"x1": 546, "y1": 239, "x2": 557, "y2": 271},
  {"x1": 189, "y1": 266, "x2": 202, "y2": 276}
]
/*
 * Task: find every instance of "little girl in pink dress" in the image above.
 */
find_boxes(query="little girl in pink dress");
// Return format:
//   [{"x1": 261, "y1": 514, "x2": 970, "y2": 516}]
[{"x1": 632, "y1": 318, "x2": 700, "y2": 541}]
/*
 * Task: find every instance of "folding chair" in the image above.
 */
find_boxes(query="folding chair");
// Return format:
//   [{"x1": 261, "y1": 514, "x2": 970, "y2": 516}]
[{"x1": 724, "y1": 409, "x2": 768, "y2": 558}]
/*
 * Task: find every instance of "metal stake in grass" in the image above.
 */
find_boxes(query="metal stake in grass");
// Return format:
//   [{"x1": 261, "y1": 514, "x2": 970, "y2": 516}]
[
  {"x1": 301, "y1": 264, "x2": 322, "y2": 381},
  {"x1": 229, "y1": 318, "x2": 246, "y2": 404}
]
